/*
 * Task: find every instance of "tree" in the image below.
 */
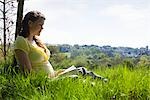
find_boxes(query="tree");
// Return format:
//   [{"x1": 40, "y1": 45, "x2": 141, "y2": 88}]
[
  {"x1": 0, "y1": 0, "x2": 16, "y2": 60},
  {"x1": 15, "y1": 0, "x2": 24, "y2": 39},
  {"x1": 11, "y1": 0, "x2": 24, "y2": 67}
]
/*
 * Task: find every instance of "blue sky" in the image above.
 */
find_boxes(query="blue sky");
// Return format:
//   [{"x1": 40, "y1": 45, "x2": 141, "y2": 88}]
[{"x1": 24, "y1": 0, "x2": 150, "y2": 48}]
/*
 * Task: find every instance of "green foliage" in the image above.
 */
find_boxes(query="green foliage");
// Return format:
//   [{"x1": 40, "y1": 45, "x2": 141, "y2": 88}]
[
  {"x1": 138, "y1": 55, "x2": 150, "y2": 68},
  {"x1": 0, "y1": 61, "x2": 150, "y2": 99},
  {"x1": 123, "y1": 58, "x2": 135, "y2": 69},
  {"x1": 47, "y1": 45, "x2": 59, "y2": 54},
  {"x1": 1, "y1": 45, "x2": 150, "y2": 99},
  {"x1": 46, "y1": 44, "x2": 150, "y2": 70}
]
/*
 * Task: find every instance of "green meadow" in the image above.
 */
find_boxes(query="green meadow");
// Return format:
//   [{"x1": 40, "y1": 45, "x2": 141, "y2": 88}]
[{"x1": 0, "y1": 59, "x2": 149, "y2": 100}]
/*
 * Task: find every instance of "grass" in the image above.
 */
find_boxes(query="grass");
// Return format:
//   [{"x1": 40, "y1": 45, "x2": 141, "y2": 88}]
[{"x1": 0, "y1": 61, "x2": 150, "y2": 100}]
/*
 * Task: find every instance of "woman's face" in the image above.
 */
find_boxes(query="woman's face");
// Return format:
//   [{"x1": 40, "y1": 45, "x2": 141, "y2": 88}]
[{"x1": 29, "y1": 18, "x2": 45, "y2": 36}]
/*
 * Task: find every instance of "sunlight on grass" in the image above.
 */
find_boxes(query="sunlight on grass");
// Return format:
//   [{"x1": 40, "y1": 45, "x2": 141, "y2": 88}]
[{"x1": 0, "y1": 61, "x2": 150, "y2": 99}]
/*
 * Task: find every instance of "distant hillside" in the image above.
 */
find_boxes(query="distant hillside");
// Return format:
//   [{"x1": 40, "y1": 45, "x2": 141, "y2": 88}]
[
  {"x1": 47, "y1": 44, "x2": 150, "y2": 69},
  {"x1": 53, "y1": 44, "x2": 150, "y2": 58}
]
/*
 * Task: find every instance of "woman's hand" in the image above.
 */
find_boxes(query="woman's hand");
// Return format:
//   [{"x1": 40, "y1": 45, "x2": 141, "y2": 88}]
[
  {"x1": 48, "y1": 73, "x2": 55, "y2": 78},
  {"x1": 48, "y1": 69, "x2": 65, "y2": 78},
  {"x1": 55, "y1": 69, "x2": 65, "y2": 76}
]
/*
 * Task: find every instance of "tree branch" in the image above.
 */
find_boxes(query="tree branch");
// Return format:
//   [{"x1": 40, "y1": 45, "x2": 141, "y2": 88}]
[
  {"x1": 0, "y1": 9, "x2": 3, "y2": 13},
  {"x1": 6, "y1": 1, "x2": 14, "y2": 4},
  {"x1": 0, "y1": 17, "x2": 4, "y2": 20},
  {"x1": 0, "y1": 1, "x2": 4, "y2": 4}
]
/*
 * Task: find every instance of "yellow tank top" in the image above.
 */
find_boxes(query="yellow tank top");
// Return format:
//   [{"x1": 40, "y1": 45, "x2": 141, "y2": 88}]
[{"x1": 14, "y1": 36, "x2": 54, "y2": 74}]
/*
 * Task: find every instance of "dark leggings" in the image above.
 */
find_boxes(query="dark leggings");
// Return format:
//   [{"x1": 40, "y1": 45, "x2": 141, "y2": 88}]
[{"x1": 76, "y1": 67, "x2": 106, "y2": 80}]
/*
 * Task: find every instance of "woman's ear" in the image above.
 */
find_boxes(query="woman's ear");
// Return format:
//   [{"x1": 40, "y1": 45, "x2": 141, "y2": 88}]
[{"x1": 28, "y1": 20, "x2": 33, "y2": 27}]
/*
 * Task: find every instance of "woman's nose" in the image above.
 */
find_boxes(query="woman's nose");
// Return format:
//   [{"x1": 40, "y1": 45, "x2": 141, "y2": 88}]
[{"x1": 41, "y1": 26, "x2": 43, "y2": 29}]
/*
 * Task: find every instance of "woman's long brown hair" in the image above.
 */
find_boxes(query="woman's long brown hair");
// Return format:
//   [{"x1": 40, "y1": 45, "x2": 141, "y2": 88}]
[{"x1": 19, "y1": 11, "x2": 46, "y2": 52}]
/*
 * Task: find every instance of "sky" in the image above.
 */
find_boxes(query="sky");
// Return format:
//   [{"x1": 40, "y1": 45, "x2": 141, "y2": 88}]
[{"x1": 24, "y1": 0, "x2": 150, "y2": 48}]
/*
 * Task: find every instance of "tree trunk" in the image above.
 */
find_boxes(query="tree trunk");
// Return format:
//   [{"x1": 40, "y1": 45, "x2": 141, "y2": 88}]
[
  {"x1": 12, "y1": 0, "x2": 24, "y2": 67},
  {"x1": 3, "y1": 0, "x2": 6, "y2": 60},
  {"x1": 15, "y1": 0, "x2": 24, "y2": 40}
]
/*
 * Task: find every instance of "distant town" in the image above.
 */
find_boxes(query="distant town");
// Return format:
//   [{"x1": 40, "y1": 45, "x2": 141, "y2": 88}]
[{"x1": 56, "y1": 44, "x2": 150, "y2": 58}]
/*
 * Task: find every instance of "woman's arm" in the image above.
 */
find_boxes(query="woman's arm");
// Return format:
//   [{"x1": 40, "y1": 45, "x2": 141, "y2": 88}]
[{"x1": 15, "y1": 49, "x2": 32, "y2": 72}]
